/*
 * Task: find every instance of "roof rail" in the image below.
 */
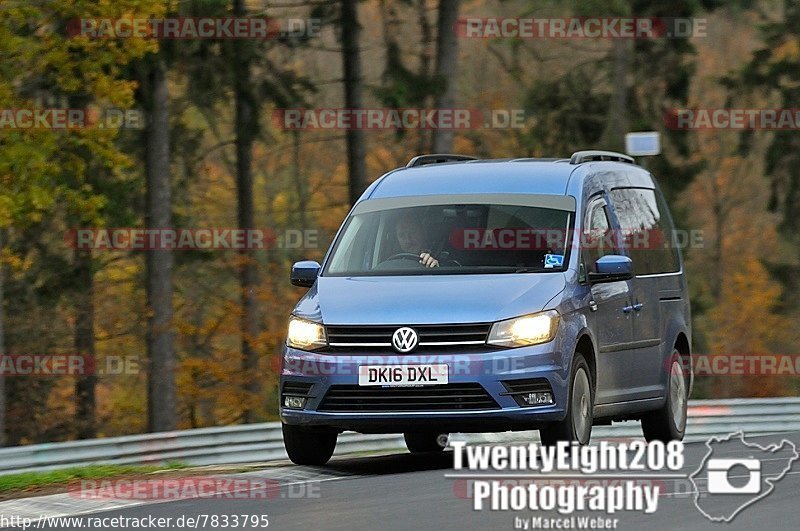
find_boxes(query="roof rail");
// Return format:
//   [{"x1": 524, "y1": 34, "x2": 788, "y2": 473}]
[
  {"x1": 569, "y1": 150, "x2": 635, "y2": 165},
  {"x1": 406, "y1": 154, "x2": 477, "y2": 168},
  {"x1": 509, "y1": 157, "x2": 566, "y2": 163}
]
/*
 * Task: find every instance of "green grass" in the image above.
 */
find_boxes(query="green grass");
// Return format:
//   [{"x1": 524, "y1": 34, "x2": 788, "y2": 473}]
[{"x1": 0, "y1": 462, "x2": 187, "y2": 494}]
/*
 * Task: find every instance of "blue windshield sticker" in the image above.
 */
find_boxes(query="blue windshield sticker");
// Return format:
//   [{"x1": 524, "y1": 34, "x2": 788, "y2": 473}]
[{"x1": 544, "y1": 254, "x2": 564, "y2": 269}]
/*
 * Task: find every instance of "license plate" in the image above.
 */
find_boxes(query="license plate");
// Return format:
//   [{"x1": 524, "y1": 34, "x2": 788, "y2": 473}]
[{"x1": 358, "y1": 364, "x2": 448, "y2": 386}]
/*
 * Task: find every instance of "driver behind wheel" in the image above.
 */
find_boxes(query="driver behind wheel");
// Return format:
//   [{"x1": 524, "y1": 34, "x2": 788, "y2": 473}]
[{"x1": 395, "y1": 215, "x2": 439, "y2": 267}]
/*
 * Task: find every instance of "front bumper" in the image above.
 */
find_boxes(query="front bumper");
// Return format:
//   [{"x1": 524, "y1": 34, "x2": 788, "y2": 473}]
[{"x1": 279, "y1": 341, "x2": 571, "y2": 433}]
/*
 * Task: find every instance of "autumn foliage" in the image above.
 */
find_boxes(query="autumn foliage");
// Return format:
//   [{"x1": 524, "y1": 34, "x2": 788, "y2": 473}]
[{"x1": 1, "y1": 1, "x2": 799, "y2": 444}]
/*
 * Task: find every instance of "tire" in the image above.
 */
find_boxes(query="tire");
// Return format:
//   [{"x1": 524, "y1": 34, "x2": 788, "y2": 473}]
[
  {"x1": 641, "y1": 349, "x2": 688, "y2": 442},
  {"x1": 282, "y1": 423, "x2": 337, "y2": 466},
  {"x1": 540, "y1": 353, "x2": 593, "y2": 446},
  {"x1": 404, "y1": 431, "x2": 448, "y2": 453}
]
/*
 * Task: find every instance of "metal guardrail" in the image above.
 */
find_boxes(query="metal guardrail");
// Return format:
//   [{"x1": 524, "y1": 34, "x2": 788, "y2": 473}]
[{"x1": 1, "y1": 397, "x2": 799, "y2": 476}]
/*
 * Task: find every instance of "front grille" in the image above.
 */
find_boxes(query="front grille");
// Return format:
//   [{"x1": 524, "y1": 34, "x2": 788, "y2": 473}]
[
  {"x1": 282, "y1": 381, "x2": 314, "y2": 397},
  {"x1": 325, "y1": 323, "x2": 492, "y2": 350},
  {"x1": 318, "y1": 383, "x2": 499, "y2": 412}
]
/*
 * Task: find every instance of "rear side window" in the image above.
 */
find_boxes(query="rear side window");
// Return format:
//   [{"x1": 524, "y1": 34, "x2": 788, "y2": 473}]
[{"x1": 608, "y1": 188, "x2": 680, "y2": 275}]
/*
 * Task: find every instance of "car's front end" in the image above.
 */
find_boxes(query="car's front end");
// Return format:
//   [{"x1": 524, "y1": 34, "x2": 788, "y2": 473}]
[
  {"x1": 281, "y1": 341, "x2": 569, "y2": 435},
  {"x1": 280, "y1": 273, "x2": 576, "y2": 434},
  {"x1": 278, "y1": 179, "x2": 583, "y2": 464}
]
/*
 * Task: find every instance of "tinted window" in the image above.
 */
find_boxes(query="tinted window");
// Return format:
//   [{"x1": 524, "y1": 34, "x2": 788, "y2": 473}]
[{"x1": 608, "y1": 188, "x2": 680, "y2": 275}]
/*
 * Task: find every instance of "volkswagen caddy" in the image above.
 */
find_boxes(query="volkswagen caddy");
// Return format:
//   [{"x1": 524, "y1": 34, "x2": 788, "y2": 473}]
[{"x1": 280, "y1": 151, "x2": 692, "y2": 465}]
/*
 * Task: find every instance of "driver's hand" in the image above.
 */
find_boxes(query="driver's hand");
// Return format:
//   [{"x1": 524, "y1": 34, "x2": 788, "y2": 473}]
[{"x1": 419, "y1": 252, "x2": 439, "y2": 268}]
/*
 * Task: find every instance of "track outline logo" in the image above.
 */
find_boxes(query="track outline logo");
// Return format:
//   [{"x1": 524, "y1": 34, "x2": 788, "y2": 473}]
[{"x1": 689, "y1": 431, "x2": 799, "y2": 522}]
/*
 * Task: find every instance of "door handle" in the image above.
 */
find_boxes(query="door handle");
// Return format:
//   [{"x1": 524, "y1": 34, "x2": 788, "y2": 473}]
[{"x1": 633, "y1": 303, "x2": 643, "y2": 311}]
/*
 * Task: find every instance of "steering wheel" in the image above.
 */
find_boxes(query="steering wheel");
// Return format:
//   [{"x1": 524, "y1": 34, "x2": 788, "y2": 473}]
[{"x1": 383, "y1": 252, "x2": 423, "y2": 262}]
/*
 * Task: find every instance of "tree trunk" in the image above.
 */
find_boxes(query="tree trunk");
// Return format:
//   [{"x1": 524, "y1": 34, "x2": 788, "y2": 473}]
[
  {"x1": 293, "y1": 130, "x2": 307, "y2": 230},
  {"x1": 74, "y1": 247, "x2": 96, "y2": 439},
  {"x1": 341, "y1": 0, "x2": 368, "y2": 206},
  {"x1": 431, "y1": 0, "x2": 461, "y2": 153},
  {"x1": 0, "y1": 229, "x2": 5, "y2": 446},
  {"x1": 234, "y1": 0, "x2": 261, "y2": 423},
  {"x1": 416, "y1": 0, "x2": 434, "y2": 153},
  {"x1": 145, "y1": 57, "x2": 177, "y2": 432},
  {"x1": 601, "y1": 39, "x2": 631, "y2": 151}
]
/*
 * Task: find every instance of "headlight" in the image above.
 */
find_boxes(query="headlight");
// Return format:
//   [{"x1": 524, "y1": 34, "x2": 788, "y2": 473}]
[
  {"x1": 286, "y1": 316, "x2": 327, "y2": 351},
  {"x1": 487, "y1": 310, "x2": 559, "y2": 348}
]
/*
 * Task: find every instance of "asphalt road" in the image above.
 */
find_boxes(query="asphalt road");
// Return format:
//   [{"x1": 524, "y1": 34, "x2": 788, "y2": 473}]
[{"x1": 9, "y1": 430, "x2": 800, "y2": 530}]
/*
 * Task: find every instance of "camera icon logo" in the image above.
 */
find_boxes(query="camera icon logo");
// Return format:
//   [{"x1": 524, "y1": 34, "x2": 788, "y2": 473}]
[
  {"x1": 706, "y1": 458, "x2": 761, "y2": 494},
  {"x1": 690, "y1": 431, "x2": 798, "y2": 523}
]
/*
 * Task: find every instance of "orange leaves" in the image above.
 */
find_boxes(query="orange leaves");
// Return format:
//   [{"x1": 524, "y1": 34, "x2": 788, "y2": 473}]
[
  {"x1": 681, "y1": 142, "x2": 792, "y2": 397},
  {"x1": 770, "y1": 38, "x2": 800, "y2": 63}
]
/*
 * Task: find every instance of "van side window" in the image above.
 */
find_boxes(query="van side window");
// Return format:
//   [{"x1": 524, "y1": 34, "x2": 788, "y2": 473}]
[
  {"x1": 582, "y1": 199, "x2": 614, "y2": 273},
  {"x1": 608, "y1": 188, "x2": 680, "y2": 275}
]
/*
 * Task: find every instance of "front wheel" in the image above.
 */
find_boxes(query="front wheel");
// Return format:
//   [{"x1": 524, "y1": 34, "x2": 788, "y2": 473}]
[
  {"x1": 282, "y1": 423, "x2": 337, "y2": 466},
  {"x1": 641, "y1": 350, "x2": 688, "y2": 442},
  {"x1": 540, "y1": 353, "x2": 593, "y2": 446}
]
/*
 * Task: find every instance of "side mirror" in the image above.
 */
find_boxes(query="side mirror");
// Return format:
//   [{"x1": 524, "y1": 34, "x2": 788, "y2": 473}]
[
  {"x1": 291, "y1": 261, "x2": 321, "y2": 287},
  {"x1": 588, "y1": 255, "x2": 633, "y2": 284}
]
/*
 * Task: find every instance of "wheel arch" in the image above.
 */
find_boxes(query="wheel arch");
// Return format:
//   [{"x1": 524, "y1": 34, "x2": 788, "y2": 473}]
[
  {"x1": 574, "y1": 332, "x2": 597, "y2": 392},
  {"x1": 673, "y1": 331, "x2": 693, "y2": 396}
]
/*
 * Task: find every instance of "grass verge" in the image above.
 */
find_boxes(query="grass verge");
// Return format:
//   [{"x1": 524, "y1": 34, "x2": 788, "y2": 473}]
[{"x1": 0, "y1": 463, "x2": 186, "y2": 497}]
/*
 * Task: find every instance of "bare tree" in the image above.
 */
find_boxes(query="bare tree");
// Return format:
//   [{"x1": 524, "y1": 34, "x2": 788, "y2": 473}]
[
  {"x1": 431, "y1": 0, "x2": 461, "y2": 153},
  {"x1": 0, "y1": 230, "x2": 5, "y2": 446},
  {"x1": 341, "y1": 0, "x2": 368, "y2": 205},
  {"x1": 74, "y1": 247, "x2": 96, "y2": 438},
  {"x1": 145, "y1": 57, "x2": 177, "y2": 432},
  {"x1": 233, "y1": 0, "x2": 261, "y2": 422},
  {"x1": 601, "y1": 39, "x2": 631, "y2": 150}
]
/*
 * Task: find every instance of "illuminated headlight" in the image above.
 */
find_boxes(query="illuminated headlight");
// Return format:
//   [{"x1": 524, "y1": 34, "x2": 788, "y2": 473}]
[
  {"x1": 286, "y1": 316, "x2": 327, "y2": 351},
  {"x1": 487, "y1": 310, "x2": 559, "y2": 348}
]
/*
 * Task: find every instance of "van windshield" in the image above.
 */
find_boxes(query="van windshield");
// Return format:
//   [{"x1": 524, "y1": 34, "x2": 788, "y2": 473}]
[{"x1": 324, "y1": 203, "x2": 573, "y2": 276}]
